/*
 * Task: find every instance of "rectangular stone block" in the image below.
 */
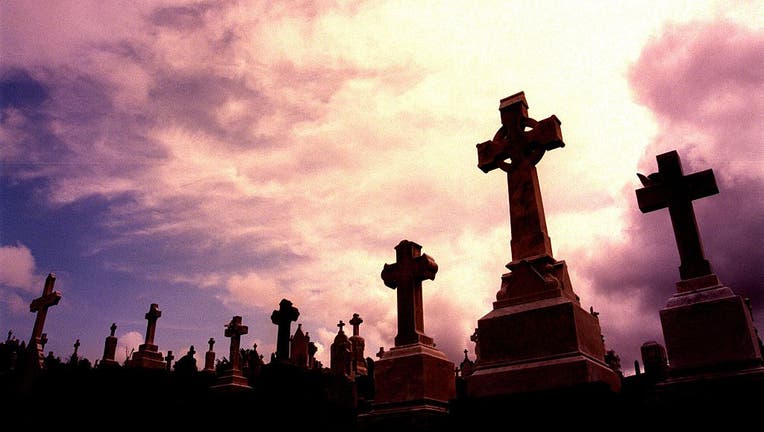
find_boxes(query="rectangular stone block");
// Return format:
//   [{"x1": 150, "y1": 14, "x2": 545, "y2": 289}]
[{"x1": 374, "y1": 344, "x2": 455, "y2": 406}]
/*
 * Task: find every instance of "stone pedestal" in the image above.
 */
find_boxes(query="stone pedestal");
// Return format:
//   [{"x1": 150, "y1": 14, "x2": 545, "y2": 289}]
[
  {"x1": 361, "y1": 343, "x2": 455, "y2": 430},
  {"x1": 467, "y1": 258, "x2": 620, "y2": 397},
  {"x1": 660, "y1": 276, "x2": 762, "y2": 373},
  {"x1": 210, "y1": 369, "x2": 252, "y2": 392},
  {"x1": 126, "y1": 343, "x2": 166, "y2": 369},
  {"x1": 100, "y1": 335, "x2": 120, "y2": 368}
]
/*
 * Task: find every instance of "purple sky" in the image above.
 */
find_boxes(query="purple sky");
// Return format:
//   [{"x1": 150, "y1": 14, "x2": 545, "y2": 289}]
[{"x1": 1, "y1": 1, "x2": 762, "y2": 371}]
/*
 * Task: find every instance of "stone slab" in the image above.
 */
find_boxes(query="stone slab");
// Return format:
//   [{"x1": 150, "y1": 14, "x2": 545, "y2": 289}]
[
  {"x1": 374, "y1": 343, "x2": 455, "y2": 406},
  {"x1": 660, "y1": 284, "x2": 762, "y2": 372}
]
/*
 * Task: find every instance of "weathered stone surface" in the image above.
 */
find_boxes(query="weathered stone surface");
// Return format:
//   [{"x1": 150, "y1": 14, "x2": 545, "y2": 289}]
[
  {"x1": 374, "y1": 344, "x2": 456, "y2": 406},
  {"x1": 467, "y1": 93, "x2": 618, "y2": 398}
]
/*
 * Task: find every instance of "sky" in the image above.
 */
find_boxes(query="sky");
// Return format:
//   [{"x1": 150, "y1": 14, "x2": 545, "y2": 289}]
[{"x1": 1, "y1": 0, "x2": 762, "y2": 372}]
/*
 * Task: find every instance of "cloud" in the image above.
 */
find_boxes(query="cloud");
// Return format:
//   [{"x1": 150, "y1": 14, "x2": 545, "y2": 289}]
[
  {"x1": 578, "y1": 20, "x2": 764, "y2": 370},
  {"x1": 117, "y1": 330, "x2": 145, "y2": 363},
  {"x1": 0, "y1": 243, "x2": 38, "y2": 293}
]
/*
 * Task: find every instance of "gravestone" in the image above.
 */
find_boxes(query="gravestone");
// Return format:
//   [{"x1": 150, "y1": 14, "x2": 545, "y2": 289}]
[
  {"x1": 636, "y1": 151, "x2": 763, "y2": 377},
  {"x1": 212, "y1": 315, "x2": 252, "y2": 391},
  {"x1": 271, "y1": 299, "x2": 299, "y2": 361},
  {"x1": 69, "y1": 339, "x2": 80, "y2": 365},
  {"x1": 349, "y1": 313, "x2": 368, "y2": 376},
  {"x1": 174, "y1": 345, "x2": 197, "y2": 374},
  {"x1": 331, "y1": 321, "x2": 352, "y2": 377},
  {"x1": 100, "y1": 323, "x2": 119, "y2": 368},
  {"x1": 308, "y1": 341, "x2": 318, "y2": 369},
  {"x1": 466, "y1": 92, "x2": 619, "y2": 398},
  {"x1": 28, "y1": 273, "x2": 62, "y2": 369},
  {"x1": 365, "y1": 240, "x2": 455, "y2": 424},
  {"x1": 203, "y1": 337, "x2": 216, "y2": 373},
  {"x1": 290, "y1": 323, "x2": 309, "y2": 367},
  {"x1": 125, "y1": 303, "x2": 165, "y2": 369}
]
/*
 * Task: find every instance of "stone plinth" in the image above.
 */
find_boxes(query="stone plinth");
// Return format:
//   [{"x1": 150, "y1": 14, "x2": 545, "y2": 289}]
[
  {"x1": 126, "y1": 344, "x2": 165, "y2": 369},
  {"x1": 660, "y1": 277, "x2": 762, "y2": 373},
  {"x1": 211, "y1": 370, "x2": 252, "y2": 392},
  {"x1": 467, "y1": 259, "x2": 620, "y2": 397},
  {"x1": 361, "y1": 343, "x2": 455, "y2": 430},
  {"x1": 374, "y1": 343, "x2": 456, "y2": 407},
  {"x1": 100, "y1": 336, "x2": 119, "y2": 368}
]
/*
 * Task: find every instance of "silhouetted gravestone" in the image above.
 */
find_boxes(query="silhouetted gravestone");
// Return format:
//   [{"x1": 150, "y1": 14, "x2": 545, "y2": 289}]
[
  {"x1": 203, "y1": 337, "x2": 216, "y2": 373},
  {"x1": 290, "y1": 323, "x2": 309, "y2": 367},
  {"x1": 246, "y1": 343, "x2": 263, "y2": 378},
  {"x1": 69, "y1": 339, "x2": 80, "y2": 365},
  {"x1": 308, "y1": 341, "x2": 318, "y2": 369},
  {"x1": 100, "y1": 323, "x2": 119, "y2": 368},
  {"x1": 126, "y1": 304, "x2": 165, "y2": 369},
  {"x1": 40, "y1": 333, "x2": 47, "y2": 352},
  {"x1": 636, "y1": 151, "x2": 763, "y2": 376},
  {"x1": 271, "y1": 299, "x2": 299, "y2": 361},
  {"x1": 363, "y1": 240, "x2": 455, "y2": 427},
  {"x1": 212, "y1": 316, "x2": 251, "y2": 391},
  {"x1": 466, "y1": 92, "x2": 619, "y2": 398},
  {"x1": 174, "y1": 346, "x2": 197, "y2": 374},
  {"x1": 165, "y1": 351, "x2": 174, "y2": 371},
  {"x1": 331, "y1": 321, "x2": 352, "y2": 377},
  {"x1": 640, "y1": 341, "x2": 667, "y2": 381},
  {"x1": 28, "y1": 273, "x2": 61, "y2": 369},
  {"x1": 349, "y1": 313, "x2": 368, "y2": 376}
]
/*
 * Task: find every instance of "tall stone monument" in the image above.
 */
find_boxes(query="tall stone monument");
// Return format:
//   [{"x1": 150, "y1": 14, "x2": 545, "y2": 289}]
[
  {"x1": 212, "y1": 315, "x2": 252, "y2": 391},
  {"x1": 369, "y1": 240, "x2": 455, "y2": 420},
  {"x1": 290, "y1": 323, "x2": 309, "y2": 367},
  {"x1": 349, "y1": 313, "x2": 368, "y2": 376},
  {"x1": 100, "y1": 323, "x2": 119, "y2": 368},
  {"x1": 331, "y1": 321, "x2": 353, "y2": 377},
  {"x1": 28, "y1": 273, "x2": 62, "y2": 369},
  {"x1": 271, "y1": 299, "x2": 299, "y2": 362},
  {"x1": 636, "y1": 151, "x2": 763, "y2": 380},
  {"x1": 203, "y1": 337, "x2": 216, "y2": 373},
  {"x1": 466, "y1": 92, "x2": 619, "y2": 397},
  {"x1": 126, "y1": 303, "x2": 165, "y2": 369}
]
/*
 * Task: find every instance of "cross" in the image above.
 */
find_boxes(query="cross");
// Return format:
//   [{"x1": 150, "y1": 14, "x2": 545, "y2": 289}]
[
  {"x1": 208, "y1": 337, "x2": 215, "y2": 352},
  {"x1": 476, "y1": 92, "x2": 565, "y2": 263},
  {"x1": 165, "y1": 350, "x2": 174, "y2": 371},
  {"x1": 109, "y1": 323, "x2": 117, "y2": 337},
  {"x1": 376, "y1": 347, "x2": 385, "y2": 359},
  {"x1": 636, "y1": 150, "x2": 718, "y2": 281},
  {"x1": 142, "y1": 303, "x2": 162, "y2": 347},
  {"x1": 40, "y1": 333, "x2": 48, "y2": 350},
  {"x1": 29, "y1": 273, "x2": 62, "y2": 345},
  {"x1": 381, "y1": 240, "x2": 438, "y2": 346},
  {"x1": 349, "y1": 313, "x2": 363, "y2": 337},
  {"x1": 73, "y1": 339, "x2": 80, "y2": 356},
  {"x1": 224, "y1": 315, "x2": 248, "y2": 372},
  {"x1": 271, "y1": 298, "x2": 299, "y2": 361}
]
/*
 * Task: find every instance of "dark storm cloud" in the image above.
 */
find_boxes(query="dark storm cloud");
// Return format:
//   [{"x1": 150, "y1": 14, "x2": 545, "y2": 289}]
[{"x1": 579, "y1": 21, "x2": 764, "y2": 367}]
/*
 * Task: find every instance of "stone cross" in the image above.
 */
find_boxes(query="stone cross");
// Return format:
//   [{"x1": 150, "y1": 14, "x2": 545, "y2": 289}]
[
  {"x1": 337, "y1": 320, "x2": 346, "y2": 333},
  {"x1": 636, "y1": 150, "x2": 718, "y2": 281},
  {"x1": 208, "y1": 337, "x2": 215, "y2": 352},
  {"x1": 40, "y1": 333, "x2": 48, "y2": 351},
  {"x1": 165, "y1": 351, "x2": 174, "y2": 370},
  {"x1": 29, "y1": 273, "x2": 62, "y2": 345},
  {"x1": 381, "y1": 240, "x2": 438, "y2": 346},
  {"x1": 142, "y1": 303, "x2": 162, "y2": 348},
  {"x1": 73, "y1": 339, "x2": 80, "y2": 356},
  {"x1": 271, "y1": 299, "x2": 299, "y2": 361},
  {"x1": 110, "y1": 323, "x2": 117, "y2": 337},
  {"x1": 476, "y1": 92, "x2": 564, "y2": 263},
  {"x1": 349, "y1": 313, "x2": 363, "y2": 337},
  {"x1": 224, "y1": 316, "x2": 248, "y2": 372}
]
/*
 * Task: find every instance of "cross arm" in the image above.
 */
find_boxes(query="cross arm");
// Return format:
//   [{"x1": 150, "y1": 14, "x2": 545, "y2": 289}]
[
  {"x1": 381, "y1": 263, "x2": 399, "y2": 289},
  {"x1": 414, "y1": 253, "x2": 438, "y2": 281},
  {"x1": 636, "y1": 184, "x2": 669, "y2": 213},
  {"x1": 685, "y1": 169, "x2": 718, "y2": 200}
]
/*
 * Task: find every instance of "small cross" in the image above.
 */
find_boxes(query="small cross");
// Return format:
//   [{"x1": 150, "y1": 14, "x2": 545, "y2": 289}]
[
  {"x1": 109, "y1": 323, "x2": 117, "y2": 337},
  {"x1": 142, "y1": 303, "x2": 162, "y2": 347},
  {"x1": 636, "y1": 150, "x2": 718, "y2": 281},
  {"x1": 40, "y1": 333, "x2": 48, "y2": 350},
  {"x1": 29, "y1": 273, "x2": 62, "y2": 344},
  {"x1": 349, "y1": 313, "x2": 363, "y2": 337},
  {"x1": 208, "y1": 337, "x2": 215, "y2": 352},
  {"x1": 165, "y1": 350, "x2": 174, "y2": 370},
  {"x1": 270, "y1": 299, "x2": 299, "y2": 361},
  {"x1": 73, "y1": 339, "x2": 80, "y2": 356},
  {"x1": 337, "y1": 320, "x2": 346, "y2": 333},
  {"x1": 381, "y1": 240, "x2": 438, "y2": 346},
  {"x1": 376, "y1": 347, "x2": 385, "y2": 359},
  {"x1": 224, "y1": 315, "x2": 248, "y2": 372}
]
